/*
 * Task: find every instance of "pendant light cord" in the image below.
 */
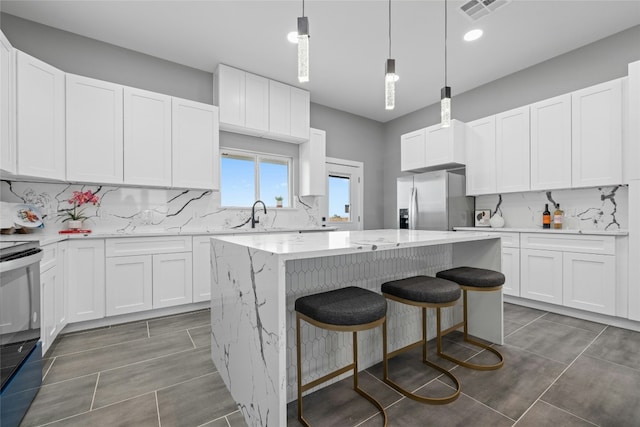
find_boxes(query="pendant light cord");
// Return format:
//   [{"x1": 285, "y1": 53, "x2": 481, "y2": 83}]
[
  {"x1": 388, "y1": 0, "x2": 392, "y2": 58},
  {"x1": 444, "y1": 0, "x2": 448, "y2": 87},
  {"x1": 302, "y1": 0, "x2": 305, "y2": 17}
]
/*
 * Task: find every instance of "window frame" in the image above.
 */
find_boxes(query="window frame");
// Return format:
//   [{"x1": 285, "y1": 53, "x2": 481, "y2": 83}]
[{"x1": 219, "y1": 148, "x2": 294, "y2": 208}]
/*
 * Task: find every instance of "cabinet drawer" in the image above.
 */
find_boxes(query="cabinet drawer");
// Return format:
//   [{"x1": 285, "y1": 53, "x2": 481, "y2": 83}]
[
  {"x1": 106, "y1": 236, "x2": 192, "y2": 257},
  {"x1": 497, "y1": 232, "x2": 520, "y2": 248},
  {"x1": 40, "y1": 243, "x2": 58, "y2": 272},
  {"x1": 520, "y1": 233, "x2": 615, "y2": 255}
]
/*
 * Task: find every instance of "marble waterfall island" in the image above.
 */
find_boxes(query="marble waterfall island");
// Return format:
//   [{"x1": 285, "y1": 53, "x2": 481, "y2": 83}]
[{"x1": 209, "y1": 229, "x2": 503, "y2": 426}]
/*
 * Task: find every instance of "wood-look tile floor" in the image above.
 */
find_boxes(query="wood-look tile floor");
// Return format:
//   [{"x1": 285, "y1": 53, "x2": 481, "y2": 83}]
[{"x1": 20, "y1": 304, "x2": 640, "y2": 426}]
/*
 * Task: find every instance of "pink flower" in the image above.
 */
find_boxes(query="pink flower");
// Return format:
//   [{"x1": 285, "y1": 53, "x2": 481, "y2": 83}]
[{"x1": 59, "y1": 190, "x2": 100, "y2": 222}]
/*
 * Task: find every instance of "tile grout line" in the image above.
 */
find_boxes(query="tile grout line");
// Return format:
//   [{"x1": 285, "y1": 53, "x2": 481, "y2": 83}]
[
  {"x1": 155, "y1": 390, "x2": 162, "y2": 427},
  {"x1": 147, "y1": 321, "x2": 151, "y2": 338},
  {"x1": 41, "y1": 356, "x2": 56, "y2": 382},
  {"x1": 526, "y1": 400, "x2": 600, "y2": 427},
  {"x1": 512, "y1": 325, "x2": 609, "y2": 425},
  {"x1": 196, "y1": 411, "x2": 236, "y2": 427},
  {"x1": 89, "y1": 371, "x2": 100, "y2": 411},
  {"x1": 186, "y1": 329, "x2": 197, "y2": 348},
  {"x1": 504, "y1": 311, "x2": 549, "y2": 339}
]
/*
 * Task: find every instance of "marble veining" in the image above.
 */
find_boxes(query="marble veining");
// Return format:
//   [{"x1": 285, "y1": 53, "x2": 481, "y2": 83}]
[
  {"x1": 0, "y1": 180, "x2": 320, "y2": 234},
  {"x1": 476, "y1": 186, "x2": 628, "y2": 230}
]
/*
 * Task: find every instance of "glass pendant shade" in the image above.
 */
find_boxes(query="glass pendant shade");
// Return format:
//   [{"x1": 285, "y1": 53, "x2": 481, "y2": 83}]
[
  {"x1": 441, "y1": 86, "x2": 451, "y2": 128},
  {"x1": 385, "y1": 59, "x2": 396, "y2": 110},
  {"x1": 297, "y1": 17, "x2": 309, "y2": 82}
]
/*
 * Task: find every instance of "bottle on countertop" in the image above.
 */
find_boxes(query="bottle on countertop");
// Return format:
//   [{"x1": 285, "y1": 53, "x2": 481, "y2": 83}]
[
  {"x1": 553, "y1": 204, "x2": 564, "y2": 229},
  {"x1": 542, "y1": 204, "x2": 551, "y2": 229}
]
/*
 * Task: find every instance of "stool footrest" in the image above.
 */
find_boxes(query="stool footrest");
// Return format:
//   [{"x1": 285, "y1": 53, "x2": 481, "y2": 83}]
[
  {"x1": 300, "y1": 364, "x2": 354, "y2": 393},
  {"x1": 383, "y1": 359, "x2": 461, "y2": 405},
  {"x1": 438, "y1": 336, "x2": 504, "y2": 371}
]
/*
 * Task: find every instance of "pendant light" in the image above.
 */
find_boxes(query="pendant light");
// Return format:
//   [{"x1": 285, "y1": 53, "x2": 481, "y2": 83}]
[
  {"x1": 385, "y1": 0, "x2": 398, "y2": 110},
  {"x1": 297, "y1": 0, "x2": 309, "y2": 83},
  {"x1": 441, "y1": 0, "x2": 451, "y2": 127}
]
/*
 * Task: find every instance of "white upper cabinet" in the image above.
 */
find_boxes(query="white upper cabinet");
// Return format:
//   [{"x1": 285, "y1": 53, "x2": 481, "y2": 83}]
[
  {"x1": 66, "y1": 74, "x2": 123, "y2": 184},
  {"x1": 123, "y1": 87, "x2": 172, "y2": 187},
  {"x1": 16, "y1": 51, "x2": 66, "y2": 180},
  {"x1": 465, "y1": 116, "x2": 497, "y2": 195},
  {"x1": 216, "y1": 64, "x2": 269, "y2": 135},
  {"x1": 400, "y1": 120, "x2": 465, "y2": 173},
  {"x1": 245, "y1": 72, "x2": 269, "y2": 132},
  {"x1": 0, "y1": 31, "x2": 15, "y2": 175},
  {"x1": 571, "y1": 79, "x2": 623, "y2": 188},
  {"x1": 530, "y1": 94, "x2": 572, "y2": 190},
  {"x1": 496, "y1": 105, "x2": 530, "y2": 193},
  {"x1": 299, "y1": 128, "x2": 326, "y2": 196},
  {"x1": 215, "y1": 64, "x2": 309, "y2": 143},
  {"x1": 400, "y1": 128, "x2": 426, "y2": 172},
  {"x1": 172, "y1": 98, "x2": 219, "y2": 190}
]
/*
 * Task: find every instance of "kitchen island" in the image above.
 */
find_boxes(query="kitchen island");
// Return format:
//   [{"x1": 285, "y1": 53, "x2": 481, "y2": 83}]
[{"x1": 210, "y1": 229, "x2": 502, "y2": 426}]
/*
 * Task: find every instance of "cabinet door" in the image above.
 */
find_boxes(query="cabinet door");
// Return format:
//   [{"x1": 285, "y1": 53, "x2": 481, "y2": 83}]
[
  {"x1": 153, "y1": 252, "x2": 193, "y2": 308},
  {"x1": 41, "y1": 266, "x2": 57, "y2": 355},
  {"x1": 66, "y1": 74, "x2": 123, "y2": 184},
  {"x1": 56, "y1": 241, "x2": 68, "y2": 331},
  {"x1": 501, "y1": 247, "x2": 520, "y2": 297},
  {"x1": 16, "y1": 51, "x2": 66, "y2": 180},
  {"x1": 192, "y1": 237, "x2": 211, "y2": 303},
  {"x1": 465, "y1": 116, "x2": 496, "y2": 195},
  {"x1": 400, "y1": 128, "x2": 426, "y2": 172},
  {"x1": 290, "y1": 87, "x2": 310, "y2": 140},
  {"x1": 245, "y1": 72, "x2": 269, "y2": 133},
  {"x1": 217, "y1": 64, "x2": 245, "y2": 128},
  {"x1": 0, "y1": 31, "x2": 15, "y2": 174},
  {"x1": 269, "y1": 80, "x2": 291, "y2": 136},
  {"x1": 530, "y1": 94, "x2": 572, "y2": 190},
  {"x1": 496, "y1": 106, "x2": 530, "y2": 193},
  {"x1": 123, "y1": 87, "x2": 172, "y2": 186},
  {"x1": 520, "y1": 248, "x2": 563, "y2": 305},
  {"x1": 299, "y1": 128, "x2": 326, "y2": 196},
  {"x1": 106, "y1": 255, "x2": 153, "y2": 316},
  {"x1": 572, "y1": 79, "x2": 622, "y2": 187},
  {"x1": 172, "y1": 98, "x2": 219, "y2": 189},
  {"x1": 67, "y1": 240, "x2": 105, "y2": 323},
  {"x1": 563, "y1": 252, "x2": 615, "y2": 315}
]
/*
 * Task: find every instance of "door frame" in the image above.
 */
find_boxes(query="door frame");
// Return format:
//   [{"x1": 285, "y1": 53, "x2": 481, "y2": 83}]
[{"x1": 324, "y1": 157, "x2": 364, "y2": 230}]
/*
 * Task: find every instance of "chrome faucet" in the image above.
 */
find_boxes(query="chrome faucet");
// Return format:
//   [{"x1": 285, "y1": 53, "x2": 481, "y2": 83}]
[{"x1": 251, "y1": 200, "x2": 267, "y2": 228}]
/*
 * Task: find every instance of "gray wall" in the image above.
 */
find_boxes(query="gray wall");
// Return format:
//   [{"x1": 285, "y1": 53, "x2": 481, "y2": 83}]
[
  {"x1": 0, "y1": 12, "x2": 386, "y2": 229},
  {"x1": 382, "y1": 25, "x2": 640, "y2": 228},
  {"x1": 310, "y1": 104, "x2": 385, "y2": 229}
]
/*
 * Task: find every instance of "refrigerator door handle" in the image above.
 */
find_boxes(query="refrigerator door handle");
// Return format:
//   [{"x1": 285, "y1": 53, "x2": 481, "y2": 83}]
[{"x1": 409, "y1": 187, "x2": 418, "y2": 229}]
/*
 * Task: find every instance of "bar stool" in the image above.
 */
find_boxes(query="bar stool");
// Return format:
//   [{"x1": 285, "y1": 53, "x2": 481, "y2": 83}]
[
  {"x1": 436, "y1": 266, "x2": 505, "y2": 370},
  {"x1": 381, "y1": 275, "x2": 461, "y2": 404},
  {"x1": 295, "y1": 286, "x2": 388, "y2": 427}
]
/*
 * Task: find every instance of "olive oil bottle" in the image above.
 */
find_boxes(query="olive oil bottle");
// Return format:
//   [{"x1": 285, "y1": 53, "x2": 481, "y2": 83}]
[{"x1": 553, "y1": 204, "x2": 564, "y2": 229}]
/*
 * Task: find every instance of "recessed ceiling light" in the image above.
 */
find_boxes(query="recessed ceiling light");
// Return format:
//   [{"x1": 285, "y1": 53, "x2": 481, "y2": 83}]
[
  {"x1": 464, "y1": 29, "x2": 483, "y2": 42},
  {"x1": 287, "y1": 31, "x2": 298, "y2": 43}
]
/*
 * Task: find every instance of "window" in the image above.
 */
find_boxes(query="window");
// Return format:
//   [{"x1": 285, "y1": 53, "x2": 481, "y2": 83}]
[{"x1": 220, "y1": 149, "x2": 292, "y2": 208}]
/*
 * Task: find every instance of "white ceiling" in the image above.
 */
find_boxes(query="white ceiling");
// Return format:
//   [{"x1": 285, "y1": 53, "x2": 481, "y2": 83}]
[{"x1": 2, "y1": 1, "x2": 639, "y2": 123}]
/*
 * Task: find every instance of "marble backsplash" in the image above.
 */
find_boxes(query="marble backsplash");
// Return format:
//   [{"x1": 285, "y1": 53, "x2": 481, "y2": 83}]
[
  {"x1": 475, "y1": 186, "x2": 628, "y2": 230},
  {"x1": 0, "y1": 180, "x2": 321, "y2": 234}
]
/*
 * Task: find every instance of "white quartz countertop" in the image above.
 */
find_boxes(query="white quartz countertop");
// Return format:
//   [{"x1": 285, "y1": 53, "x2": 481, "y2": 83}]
[
  {"x1": 454, "y1": 227, "x2": 628, "y2": 236},
  {"x1": 211, "y1": 229, "x2": 499, "y2": 259},
  {"x1": 0, "y1": 226, "x2": 335, "y2": 246}
]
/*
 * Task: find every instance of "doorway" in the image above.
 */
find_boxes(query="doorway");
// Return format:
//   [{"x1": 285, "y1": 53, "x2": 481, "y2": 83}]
[{"x1": 323, "y1": 157, "x2": 363, "y2": 231}]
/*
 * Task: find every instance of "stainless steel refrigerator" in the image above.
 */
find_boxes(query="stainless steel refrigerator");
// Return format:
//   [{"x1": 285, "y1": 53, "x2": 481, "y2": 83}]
[{"x1": 397, "y1": 169, "x2": 473, "y2": 231}]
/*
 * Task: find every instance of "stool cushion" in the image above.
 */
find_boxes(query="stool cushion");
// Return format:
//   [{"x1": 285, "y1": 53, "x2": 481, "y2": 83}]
[
  {"x1": 295, "y1": 286, "x2": 387, "y2": 326},
  {"x1": 381, "y1": 275, "x2": 460, "y2": 304},
  {"x1": 436, "y1": 267, "x2": 505, "y2": 288}
]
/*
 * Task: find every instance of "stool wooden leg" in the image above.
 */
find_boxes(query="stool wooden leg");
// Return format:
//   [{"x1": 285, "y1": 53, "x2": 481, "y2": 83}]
[{"x1": 437, "y1": 289, "x2": 504, "y2": 371}]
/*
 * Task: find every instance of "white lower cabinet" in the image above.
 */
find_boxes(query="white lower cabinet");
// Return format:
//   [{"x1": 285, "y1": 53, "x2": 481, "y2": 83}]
[
  {"x1": 153, "y1": 252, "x2": 193, "y2": 308},
  {"x1": 563, "y1": 252, "x2": 616, "y2": 315},
  {"x1": 56, "y1": 241, "x2": 68, "y2": 331},
  {"x1": 520, "y1": 248, "x2": 563, "y2": 305},
  {"x1": 192, "y1": 236, "x2": 211, "y2": 303},
  {"x1": 41, "y1": 266, "x2": 58, "y2": 355},
  {"x1": 67, "y1": 240, "x2": 106, "y2": 323},
  {"x1": 106, "y1": 255, "x2": 153, "y2": 316},
  {"x1": 501, "y1": 247, "x2": 520, "y2": 297},
  {"x1": 105, "y1": 237, "x2": 193, "y2": 315}
]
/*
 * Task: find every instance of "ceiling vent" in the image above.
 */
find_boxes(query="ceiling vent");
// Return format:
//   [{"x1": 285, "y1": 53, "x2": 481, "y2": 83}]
[{"x1": 459, "y1": 0, "x2": 511, "y2": 22}]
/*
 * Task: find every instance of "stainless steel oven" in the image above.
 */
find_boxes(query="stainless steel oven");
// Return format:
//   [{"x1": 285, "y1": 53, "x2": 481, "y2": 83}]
[{"x1": 0, "y1": 241, "x2": 43, "y2": 427}]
